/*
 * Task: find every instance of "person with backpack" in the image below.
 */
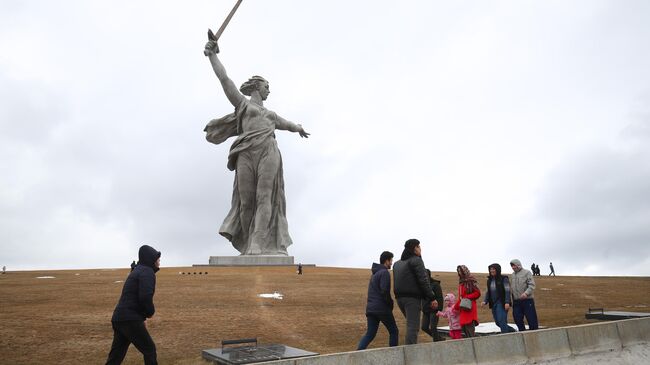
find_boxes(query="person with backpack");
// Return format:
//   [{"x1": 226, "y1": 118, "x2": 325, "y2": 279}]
[{"x1": 105, "y1": 245, "x2": 161, "y2": 365}]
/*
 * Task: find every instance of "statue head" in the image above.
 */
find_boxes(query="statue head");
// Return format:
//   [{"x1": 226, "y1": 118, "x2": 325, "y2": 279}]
[{"x1": 240, "y1": 76, "x2": 269, "y2": 100}]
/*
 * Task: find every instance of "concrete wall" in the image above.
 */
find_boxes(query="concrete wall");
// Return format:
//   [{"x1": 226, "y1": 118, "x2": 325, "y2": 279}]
[{"x1": 257, "y1": 317, "x2": 650, "y2": 365}]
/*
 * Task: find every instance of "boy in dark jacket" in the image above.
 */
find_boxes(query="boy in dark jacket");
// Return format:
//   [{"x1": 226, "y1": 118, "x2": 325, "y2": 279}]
[
  {"x1": 106, "y1": 245, "x2": 161, "y2": 365},
  {"x1": 357, "y1": 251, "x2": 399, "y2": 350}
]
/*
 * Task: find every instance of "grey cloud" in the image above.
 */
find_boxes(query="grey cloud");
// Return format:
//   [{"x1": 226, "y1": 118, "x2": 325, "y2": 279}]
[
  {"x1": 513, "y1": 115, "x2": 650, "y2": 275},
  {"x1": 0, "y1": 75, "x2": 68, "y2": 144}
]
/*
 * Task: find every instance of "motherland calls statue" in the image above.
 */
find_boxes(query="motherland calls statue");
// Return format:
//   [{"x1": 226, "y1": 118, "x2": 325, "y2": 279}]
[{"x1": 203, "y1": 39, "x2": 309, "y2": 256}]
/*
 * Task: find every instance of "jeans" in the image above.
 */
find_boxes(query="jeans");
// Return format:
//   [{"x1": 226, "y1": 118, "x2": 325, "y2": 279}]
[
  {"x1": 512, "y1": 298, "x2": 539, "y2": 331},
  {"x1": 397, "y1": 297, "x2": 422, "y2": 344},
  {"x1": 105, "y1": 321, "x2": 157, "y2": 365},
  {"x1": 491, "y1": 301, "x2": 516, "y2": 333},
  {"x1": 357, "y1": 312, "x2": 399, "y2": 350}
]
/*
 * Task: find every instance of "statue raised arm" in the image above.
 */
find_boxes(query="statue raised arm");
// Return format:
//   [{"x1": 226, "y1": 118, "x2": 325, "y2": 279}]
[{"x1": 204, "y1": 40, "x2": 244, "y2": 108}]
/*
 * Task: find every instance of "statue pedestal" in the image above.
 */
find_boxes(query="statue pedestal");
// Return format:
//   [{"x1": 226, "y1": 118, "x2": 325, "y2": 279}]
[{"x1": 197, "y1": 255, "x2": 295, "y2": 266}]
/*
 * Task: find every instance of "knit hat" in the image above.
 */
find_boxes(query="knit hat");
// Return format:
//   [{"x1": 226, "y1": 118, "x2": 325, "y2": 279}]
[{"x1": 510, "y1": 259, "x2": 522, "y2": 268}]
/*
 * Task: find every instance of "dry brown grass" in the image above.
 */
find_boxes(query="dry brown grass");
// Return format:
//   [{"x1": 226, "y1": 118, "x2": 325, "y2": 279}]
[{"x1": 0, "y1": 266, "x2": 648, "y2": 364}]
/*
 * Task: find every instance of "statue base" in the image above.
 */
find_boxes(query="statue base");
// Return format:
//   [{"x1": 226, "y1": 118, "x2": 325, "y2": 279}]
[{"x1": 196, "y1": 255, "x2": 295, "y2": 266}]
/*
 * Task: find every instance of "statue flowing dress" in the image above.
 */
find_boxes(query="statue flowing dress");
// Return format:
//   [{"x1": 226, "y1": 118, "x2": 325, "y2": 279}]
[{"x1": 204, "y1": 98, "x2": 292, "y2": 255}]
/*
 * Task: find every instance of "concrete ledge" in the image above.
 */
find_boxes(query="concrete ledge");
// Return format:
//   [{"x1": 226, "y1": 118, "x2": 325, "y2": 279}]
[
  {"x1": 473, "y1": 333, "x2": 527, "y2": 364},
  {"x1": 541, "y1": 343, "x2": 650, "y2": 365},
  {"x1": 401, "y1": 343, "x2": 435, "y2": 365},
  {"x1": 260, "y1": 360, "x2": 296, "y2": 365},
  {"x1": 522, "y1": 327, "x2": 571, "y2": 363},
  {"x1": 260, "y1": 317, "x2": 650, "y2": 365},
  {"x1": 402, "y1": 340, "x2": 476, "y2": 365},
  {"x1": 567, "y1": 321, "x2": 622, "y2": 355},
  {"x1": 427, "y1": 339, "x2": 476, "y2": 365},
  {"x1": 294, "y1": 347, "x2": 404, "y2": 365},
  {"x1": 617, "y1": 317, "x2": 650, "y2": 346}
]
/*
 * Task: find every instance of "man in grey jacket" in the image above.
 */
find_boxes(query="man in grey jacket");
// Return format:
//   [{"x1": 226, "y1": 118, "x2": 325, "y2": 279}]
[
  {"x1": 509, "y1": 259, "x2": 539, "y2": 330},
  {"x1": 393, "y1": 239, "x2": 435, "y2": 344}
]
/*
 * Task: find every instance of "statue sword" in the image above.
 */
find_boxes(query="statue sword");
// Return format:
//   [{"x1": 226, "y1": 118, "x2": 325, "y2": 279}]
[{"x1": 204, "y1": 0, "x2": 244, "y2": 55}]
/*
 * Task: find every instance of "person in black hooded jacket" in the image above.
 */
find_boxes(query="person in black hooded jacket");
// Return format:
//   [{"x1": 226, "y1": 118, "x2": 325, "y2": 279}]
[
  {"x1": 356, "y1": 251, "x2": 398, "y2": 350},
  {"x1": 106, "y1": 245, "x2": 161, "y2": 365}
]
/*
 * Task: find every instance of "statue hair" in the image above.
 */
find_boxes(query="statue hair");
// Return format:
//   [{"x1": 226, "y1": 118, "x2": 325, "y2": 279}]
[{"x1": 239, "y1": 76, "x2": 268, "y2": 96}]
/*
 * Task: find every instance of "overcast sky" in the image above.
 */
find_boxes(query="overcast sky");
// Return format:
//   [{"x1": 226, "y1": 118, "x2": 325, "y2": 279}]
[{"x1": 1, "y1": 0, "x2": 649, "y2": 276}]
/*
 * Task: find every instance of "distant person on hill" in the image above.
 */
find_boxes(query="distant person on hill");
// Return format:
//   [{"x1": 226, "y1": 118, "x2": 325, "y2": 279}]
[
  {"x1": 357, "y1": 251, "x2": 399, "y2": 350},
  {"x1": 549, "y1": 262, "x2": 555, "y2": 276},
  {"x1": 436, "y1": 293, "x2": 462, "y2": 339},
  {"x1": 393, "y1": 239, "x2": 436, "y2": 345},
  {"x1": 2, "y1": 265, "x2": 5, "y2": 274},
  {"x1": 421, "y1": 269, "x2": 444, "y2": 341},
  {"x1": 297, "y1": 263, "x2": 303, "y2": 275},
  {"x1": 481, "y1": 263, "x2": 516, "y2": 333},
  {"x1": 106, "y1": 245, "x2": 161, "y2": 365},
  {"x1": 509, "y1": 259, "x2": 538, "y2": 331},
  {"x1": 535, "y1": 264, "x2": 541, "y2": 276},
  {"x1": 130, "y1": 260, "x2": 136, "y2": 272},
  {"x1": 454, "y1": 265, "x2": 481, "y2": 337},
  {"x1": 530, "y1": 263, "x2": 535, "y2": 274}
]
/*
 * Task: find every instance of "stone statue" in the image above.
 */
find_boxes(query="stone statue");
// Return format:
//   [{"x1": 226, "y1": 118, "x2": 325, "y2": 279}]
[{"x1": 203, "y1": 40, "x2": 309, "y2": 256}]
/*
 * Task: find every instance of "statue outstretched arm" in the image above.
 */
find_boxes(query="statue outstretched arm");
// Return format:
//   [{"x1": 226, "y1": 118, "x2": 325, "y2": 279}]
[
  {"x1": 274, "y1": 114, "x2": 310, "y2": 138},
  {"x1": 204, "y1": 41, "x2": 244, "y2": 108}
]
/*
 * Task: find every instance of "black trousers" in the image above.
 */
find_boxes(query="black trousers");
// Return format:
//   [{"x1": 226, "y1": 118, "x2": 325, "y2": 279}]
[
  {"x1": 421, "y1": 310, "x2": 443, "y2": 341},
  {"x1": 105, "y1": 321, "x2": 157, "y2": 365}
]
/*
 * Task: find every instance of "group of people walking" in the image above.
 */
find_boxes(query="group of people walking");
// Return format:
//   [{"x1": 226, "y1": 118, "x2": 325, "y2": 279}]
[
  {"x1": 357, "y1": 239, "x2": 540, "y2": 350},
  {"x1": 530, "y1": 262, "x2": 556, "y2": 276},
  {"x1": 105, "y1": 241, "x2": 542, "y2": 363}
]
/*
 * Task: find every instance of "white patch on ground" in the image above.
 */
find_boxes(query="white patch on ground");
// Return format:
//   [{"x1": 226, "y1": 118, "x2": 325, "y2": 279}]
[
  {"x1": 36, "y1": 276, "x2": 56, "y2": 279},
  {"x1": 439, "y1": 322, "x2": 527, "y2": 333},
  {"x1": 114, "y1": 280, "x2": 123, "y2": 283},
  {"x1": 75, "y1": 273, "x2": 80, "y2": 276},
  {"x1": 258, "y1": 292, "x2": 283, "y2": 300},
  {"x1": 541, "y1": 288, "x2": 552, "y2": 291}
]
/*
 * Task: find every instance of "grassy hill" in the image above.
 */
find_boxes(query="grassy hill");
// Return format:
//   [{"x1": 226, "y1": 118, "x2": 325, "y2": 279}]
[{"x1": 0, "y1": 266, "x2": 648, "y2": 364}]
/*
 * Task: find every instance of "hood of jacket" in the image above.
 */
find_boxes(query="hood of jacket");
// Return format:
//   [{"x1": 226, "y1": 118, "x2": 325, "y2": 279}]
[
  {"x1": 444, "y1": 293, "x2": 456, "y2": 307},
  {"x1": 488, "y1": 263, "x2": 502, "y2": 278},
  {"x1": 138, "y1": 245, "x2": 161, "y2": 273},
  {"x1": 510, "y1": 259, "x2": 522, "y2": 272},
  {"x1": 371, "y1": 262, "x2": 386, "y2": 274}
]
